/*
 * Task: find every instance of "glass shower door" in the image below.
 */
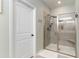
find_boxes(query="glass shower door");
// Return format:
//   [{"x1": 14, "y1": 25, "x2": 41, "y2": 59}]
[
  {"x1": 58, "y1": 13, "x2": 76, "y2": 57},
  {"x1": 44, "y1": 15, "x2": 58, "y2": 52}
]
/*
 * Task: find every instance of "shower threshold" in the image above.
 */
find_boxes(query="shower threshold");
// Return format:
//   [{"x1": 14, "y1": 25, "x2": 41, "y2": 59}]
[{"x1": 45, "y1": 43, "x2": 76, "y2": 57}]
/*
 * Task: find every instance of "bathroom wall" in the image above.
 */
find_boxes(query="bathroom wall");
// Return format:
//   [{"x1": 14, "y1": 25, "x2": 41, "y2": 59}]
[
  {"x1": 0, "y1": 0, "x2": 9, "y2": 57},
  {"x1": 50, "y1": 5, "x2": 75, "y2": 45}
]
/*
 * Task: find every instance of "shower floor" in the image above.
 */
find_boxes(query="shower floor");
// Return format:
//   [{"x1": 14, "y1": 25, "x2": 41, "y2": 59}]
[{"x1": 46, "y1": 43, "x2": 75, "y2": 57}]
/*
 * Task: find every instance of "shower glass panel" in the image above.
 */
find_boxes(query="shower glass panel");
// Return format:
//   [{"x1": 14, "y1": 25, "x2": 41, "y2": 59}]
[
  {"x1": 44, "y1": 13, "x2": 76, "y2": 57},
  {"x1": 58, "y1": 13, "x2": 76, "y2": 57},
  {"x1": 44, "y1": 15, "x2": 58, "y2": 52}
]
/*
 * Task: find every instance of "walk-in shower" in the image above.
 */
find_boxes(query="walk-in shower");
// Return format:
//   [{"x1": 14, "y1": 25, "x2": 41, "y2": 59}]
[{"x1": 44, "y1": 12, "x2": 76, "y2": 57}]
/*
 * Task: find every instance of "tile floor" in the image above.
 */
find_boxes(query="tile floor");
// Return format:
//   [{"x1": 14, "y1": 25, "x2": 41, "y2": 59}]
[{"x1": 36, "y1": 49, "x2": 74, "y2": 58}]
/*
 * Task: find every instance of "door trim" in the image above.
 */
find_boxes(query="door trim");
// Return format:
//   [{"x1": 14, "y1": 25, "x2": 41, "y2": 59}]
[{"x1": 9, "y1": 0, "x2": 37, "y2": 57}]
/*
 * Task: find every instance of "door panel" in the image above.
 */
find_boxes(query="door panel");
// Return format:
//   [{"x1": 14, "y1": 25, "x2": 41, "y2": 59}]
[{"x1": 15, "y1": 1, "x2": 34, "y2": 58}]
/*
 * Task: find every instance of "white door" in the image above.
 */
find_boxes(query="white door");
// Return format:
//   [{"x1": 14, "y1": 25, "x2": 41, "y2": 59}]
[{"x1": 15, "y1": 1, "x2": 34, "y2": 58}]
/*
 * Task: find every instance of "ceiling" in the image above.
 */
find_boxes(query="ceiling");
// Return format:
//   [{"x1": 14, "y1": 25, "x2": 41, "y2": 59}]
[{"x1": 42, "y1": 0, "x2": 75, "y2": 9}]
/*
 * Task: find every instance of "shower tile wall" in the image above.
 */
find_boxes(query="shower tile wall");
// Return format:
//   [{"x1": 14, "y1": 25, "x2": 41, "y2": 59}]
[
  {"x1": 58, "y1": 22, "x2": 75, "y2": 47},
  {"x1": 50, "y1": 18, "x2": 58, "y2": 44},
  {"x1": 44, "y1": 15, "x2": 51, "y2": 47}
]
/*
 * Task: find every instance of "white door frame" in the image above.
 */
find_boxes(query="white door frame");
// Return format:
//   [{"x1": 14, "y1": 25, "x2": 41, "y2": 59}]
[{"x1": 9, "y1": 0, "x2": 37, "y2": 57}]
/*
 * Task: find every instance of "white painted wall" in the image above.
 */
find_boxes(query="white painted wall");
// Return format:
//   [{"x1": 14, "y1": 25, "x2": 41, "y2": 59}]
[{"x1": 0, "y1": 0, "x2": 9, "y2": 57}]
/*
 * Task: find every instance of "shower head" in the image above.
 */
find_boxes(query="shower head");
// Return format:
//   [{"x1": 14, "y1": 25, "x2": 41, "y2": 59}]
[
  {"x1": 47, "y1": 14, "x2": 57, "y2": 18},
  {"x1": 51, "y1": 16, "x2": 57, "y2": 18}
]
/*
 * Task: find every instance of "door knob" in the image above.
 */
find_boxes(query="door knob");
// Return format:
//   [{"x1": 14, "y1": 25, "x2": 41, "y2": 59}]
[{"x1": 31, "y1": 34, "x2": 34, "y2": 36}]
